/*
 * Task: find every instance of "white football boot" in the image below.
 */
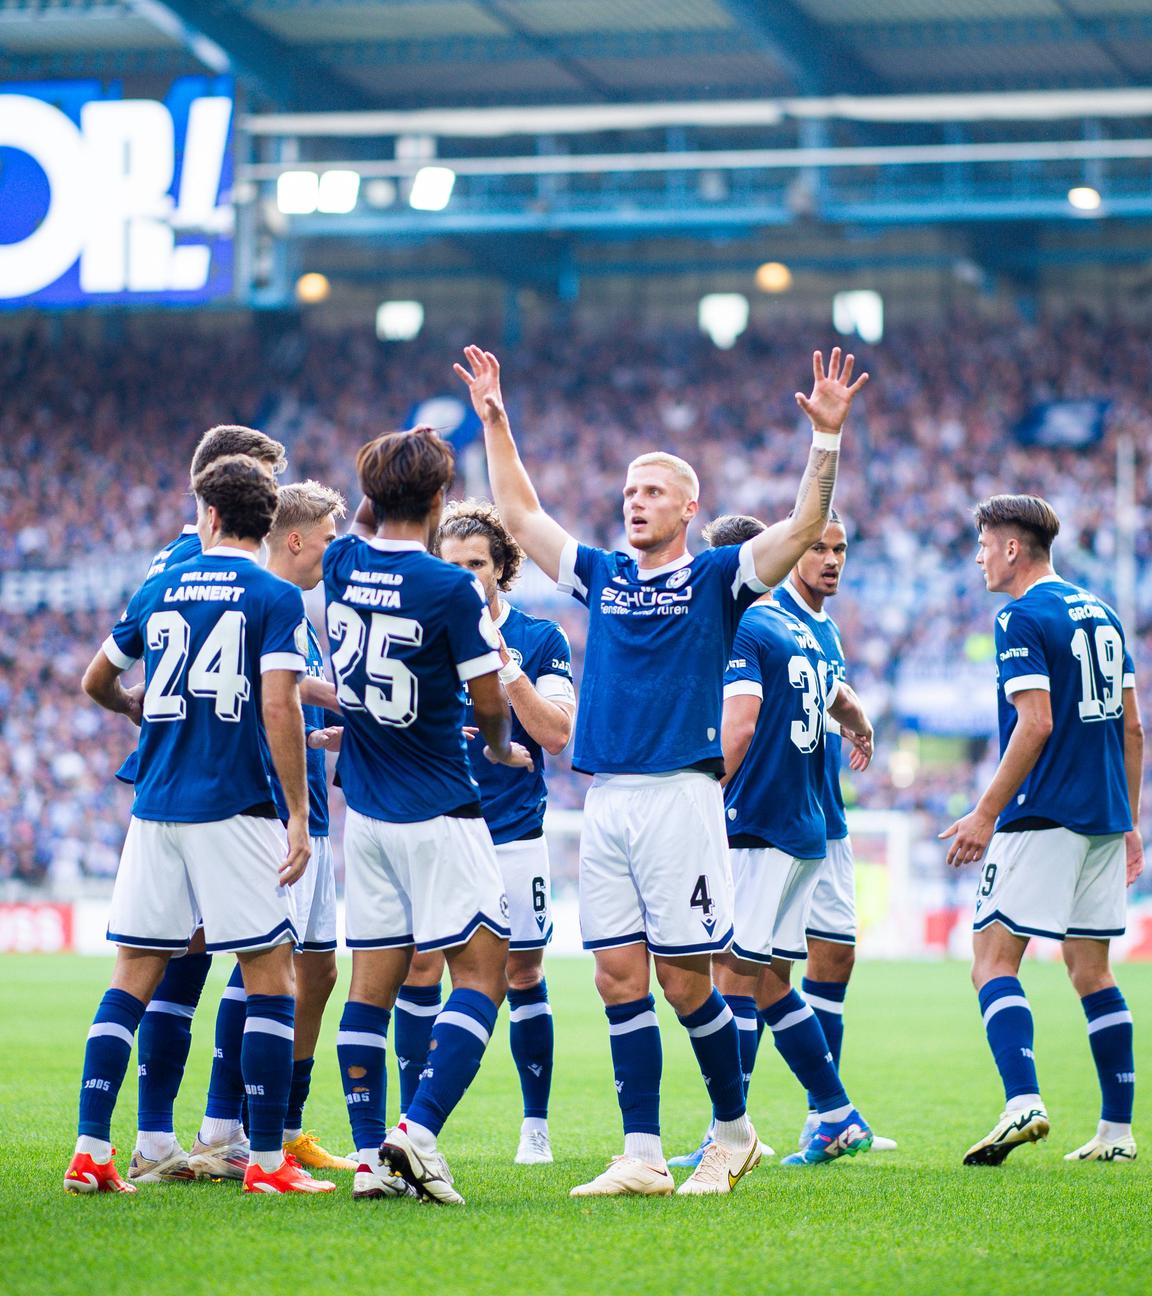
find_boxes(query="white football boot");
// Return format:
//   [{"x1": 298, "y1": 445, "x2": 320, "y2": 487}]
[
  {"x1": 676, "y1": 1128, "x2": 762, "y2": 1196},
  {"x1": 1064, "y1": 1129, "x2": 1137, "y2": 1163},
  {"x1": 963, "y1": 1104, "x2": 1049, "y2": 1166},
  {"x1": 514, "y1": 1127, "x2": 554, "y2": 1166},
  {"x1": 380, "y1": 1126, "x2": 464, "y2": 1205},
  {"x1": 569, "y1": 1156, "x2": 674, "y2": 1197}
]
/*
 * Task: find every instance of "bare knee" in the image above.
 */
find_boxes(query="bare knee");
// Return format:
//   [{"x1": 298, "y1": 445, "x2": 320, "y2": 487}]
[
  {"x1": 296, "y1": 953, "x2": 338, "y2": 1004},
  {"x1": 1063, "y1": 941, "x2": 1115, "y2": 998},
  {"x1": 653, "y1": 956, "x2": 713, "y2": 1017},
  {"x1": 593, "y1": 946, "x2": 650, "y2": 1005},
  {"x1": 807, "y1": 940, "x2": 855, "y2": 984},
  {"x1": 506, "y1": 950, "x2": 544, "y2": 993}
]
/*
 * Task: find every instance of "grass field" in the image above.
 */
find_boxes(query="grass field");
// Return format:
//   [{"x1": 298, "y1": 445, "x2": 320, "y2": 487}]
[{"x1": 3, "y1": 955, "x2": 1151, "y2": 1296}]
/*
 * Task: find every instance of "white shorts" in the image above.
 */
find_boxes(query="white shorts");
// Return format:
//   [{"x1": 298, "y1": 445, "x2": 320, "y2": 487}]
[
  {"x1": 973, "y1": 828, "x2": 1126, "y2": 941},
  {"x1": 579, "y1": 771, "x2": 734, "y2": 956},
  {"x1": 344, "y1": 808, "x2": 510, "y2": 952},
  {"x1": 730, "y1": 846, "x2": 823, "y2": 964},
  {"x1": 107, "y1": 815, "x2": 296, "y2": 955},
  {"x1": 497, "y1": 836, "x2": 552, "y2": 950},
  {"x1": 294, "y1": 835, "x2": 338, "y2": 954},
  {"x1": 806, "y1": 835, "x2": 857, "y2": 945}
]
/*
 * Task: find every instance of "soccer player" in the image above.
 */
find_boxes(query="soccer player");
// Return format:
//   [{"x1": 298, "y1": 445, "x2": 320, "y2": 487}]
[
  {"x1": 328, "y1": 427, "x2": 531, "y2": 1205},
  {"x1": 65, "y1": 455, "x2": 334, "y2": 1196},
  {"x1": 125, "y1": 425, "x2": 288, "y2": 1183},
  {"x1": 394, "y1": 500, "x2": 575, "y2": 1166},
  {"x1": 773, "y1": 512, "x2": 897, "y2": 1154},
  {"x1": 941, "y1": 495, "x2": 1142, "y2": 1166},
  {"x1": 456, "y1": 344, "x2": 868, "y2": 1196},
  {"x1": 187, "y1": 481, "x2": 355, "y2": 1176}
]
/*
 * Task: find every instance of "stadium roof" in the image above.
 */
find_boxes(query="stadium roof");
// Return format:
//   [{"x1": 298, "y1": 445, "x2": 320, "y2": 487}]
[{"x1": 4, "y1": 0, "x2": 1152, "y2": 111}]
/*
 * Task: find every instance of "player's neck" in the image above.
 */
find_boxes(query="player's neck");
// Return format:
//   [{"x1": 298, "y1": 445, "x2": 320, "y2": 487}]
[
  {"x1": 265, "y1": 552, "x2": 301, "y2": 589},
  {"x1": 1005, "y1": 563, "x2": 1056, "y2": 600},
  {"x1": 374, "y1": 519, "x2": 430, "y2": 548},
  {"x1": 635, "y1": 535, "x2": 689, "y2": 571},
  {"x1": 789, "y1": 575, "x2": 825, "y2": 615},
  {"x1": 204, "y1": 533, "x2": 260, "y2": 556}
]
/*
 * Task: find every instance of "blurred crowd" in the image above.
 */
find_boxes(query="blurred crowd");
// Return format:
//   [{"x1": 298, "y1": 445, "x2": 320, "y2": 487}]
[{"x1": 3, "y1": 310, "x2": 1152, "y2": 886}]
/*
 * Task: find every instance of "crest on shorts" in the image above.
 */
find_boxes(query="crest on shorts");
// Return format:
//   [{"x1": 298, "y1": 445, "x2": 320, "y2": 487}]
[{"x1": 666, "y1": 567, "x2": 692, "y2": 590}]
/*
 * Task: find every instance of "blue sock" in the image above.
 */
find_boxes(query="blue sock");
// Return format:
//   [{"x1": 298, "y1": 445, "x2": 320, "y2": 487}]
[
  {"x1": 760, "y1": 990, "x2": 851, "y2": 1118},
  {"x1": 405, "y1": 988, "x2": 498, "y2": 1138},
  {"x1": 394, "y1": 983, "x2": 441, "y2": 1118},
  {"x1": 1082, "y1": 986, "x2": 1135, "y2": 1123},
  {"x1": 204, "y1": 962, "x2": 247, "y2": 1123},
  {"x1": 605, "y1": 996, "x2": 662, "y2": 1135},
  {"x1": 801, "y1": 978, "x2": 847, "y2": 1109},
  {"x1": 285, "y1": 1057, "x2": 315, "y2": 1133},
  {"x1": 979, "y1": 976, "x2": 1040, "y2": 1102},
  {"x1": 242, "y1": 994, "x2": 295, "y2": 1154},
  {"x1": 723, "y1": 994, "x2": 761, "y2": 1101},
  {"x1": 508, "y1": 980, "x2": 554, "y2": 1120},
  {"x1": 137, "y1": 952, "x2": 212, "y2": 1133},
  {"x1": 337, "y1": 1000, "x2": 391, "y2": 1153},
  {"x1": 78, "y1": 988, "x2": 147, "y2": 1139},
  {"x1": 678, "y1": 989, "x2": 746, "y2": 1123}
]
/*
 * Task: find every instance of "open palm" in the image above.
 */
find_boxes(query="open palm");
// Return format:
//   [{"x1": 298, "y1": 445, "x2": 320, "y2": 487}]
[
  {"x1": 795, "y1": 347, "x2": 869, "y2": 434},
  {"x1": 454, "y1": 345, "x2": 506, "y2": 422}
]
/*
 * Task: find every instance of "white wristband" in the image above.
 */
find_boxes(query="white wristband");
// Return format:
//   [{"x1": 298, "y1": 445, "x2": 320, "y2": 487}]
[
  {"x1": 812, "y1": 431, "x2": 841, "y2": 450},
  {"x1": 498, "y1": 659, "x2": 523, "y2": 686}
]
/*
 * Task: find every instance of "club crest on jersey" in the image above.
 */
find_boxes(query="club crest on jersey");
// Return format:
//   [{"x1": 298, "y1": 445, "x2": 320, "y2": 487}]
[
  {"x1": 666, "y1": 567, "x2": 692, "y2": 590},
  {"x1": 509, "y1": 647, "x2": 524, "y2": 667}
]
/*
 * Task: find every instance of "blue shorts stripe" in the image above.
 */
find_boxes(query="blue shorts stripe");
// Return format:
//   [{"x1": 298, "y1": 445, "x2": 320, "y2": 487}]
[
  {"x1": 772, "y1": 945, "x2": 809, "y2": 962},
  {"x1": 804, "y1": 927, "x2": 856, "y2": 946},
  {"x1": 1066, "y1": 925, "x2": 1125, "y2": 938},
  {"x1": 582, "y1": 931, "x2": 647, "y2": 951},
  {"x1": 647, "y1": 925, "x2": 734, "y2": 957},
  {"x1": 107, "y1": 930, "x2": 190, "y2": 950},
  {"x1": 297, "y1": 939, "x2": 339, "y2": 953},
  {"x1": 203, "y1": 918, "x2": 298, "y2": 954},
  {"x1": 418, "y1": 912, "x2": 511, "y2": 953},
  {"x1": 510, "y1": 923, "x2": 554, "y2": 951},
  {"x1": 973, "y1": 910, "x2": 1066, "y2": 941},
  {"x1": 731, "y1": 940, "x2": 773, "y2": 965},
  {"x1": 346, "y1": 933, "x2": 415, "y2": 950}
]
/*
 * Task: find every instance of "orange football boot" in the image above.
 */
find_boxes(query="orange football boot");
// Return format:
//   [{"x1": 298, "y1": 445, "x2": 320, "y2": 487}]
[
  {"x1": 64, "y1": 1148, "x2": 137, "y2": 1194},
  {"x1": 242, "y1": 1153, "x2": 336, "y2": 1194}
]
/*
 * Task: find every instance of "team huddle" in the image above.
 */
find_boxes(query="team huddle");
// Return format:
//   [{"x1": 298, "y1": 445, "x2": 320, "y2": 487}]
[{"x1": 63, "y1": 344, "x2": 1140, "y2": 1202}]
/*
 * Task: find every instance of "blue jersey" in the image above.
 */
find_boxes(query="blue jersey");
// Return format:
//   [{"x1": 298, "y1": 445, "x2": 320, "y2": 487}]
[
  {"x1": 723, "y1": 601, "x2": 834, "y2": 860},
  {"x1": 994, "y1": 576, "x2": 1134, "y2": 836},
  {"x1": 558, "y1": 539, "x2": 767, "y2": 775},
  {"x1": 775, "y1": 579, "x2": 849, "y2": 840},
  {"x1": 323, "y1": 534, "x2": 503, "y2": 824},
  {"x1": 465, "y1": 602, "x2": 575, "y2": 844},
  {"x1": 105, "y1": 547, "x2": 307, "y2": 823},
  {"x1": 117, "y1": 527, "x2": 205, "y2": 785},
  {"x1": 270, "y1": 621, "x2": 331, "y2": 838}
]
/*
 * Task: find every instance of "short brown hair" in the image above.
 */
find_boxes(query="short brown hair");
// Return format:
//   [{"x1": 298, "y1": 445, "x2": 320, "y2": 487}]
[
  {"x1": 973, "y1": 494, "x2": 1060, "y2": 557},
  {"x1": 191, "y1": 425, "x2": 287, "y2": 480},
  {"x1": 434, "y1": 499, "x2": 524, "y2": 591},
  {"x1": 356, "y1": 426, "x2": 455, "y2": 524},
  {"x1": 702, "y1": 513, "x2": 766, "y2": 548},
  {"x1": 192, "y1": 455, "x2": 279, "y2": 543},
  {"x1": 269, "y1": 480, "x2": 347, "y2": 539}
]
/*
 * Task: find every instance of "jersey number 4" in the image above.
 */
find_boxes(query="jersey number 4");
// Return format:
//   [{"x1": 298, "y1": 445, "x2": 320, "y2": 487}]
[
  {"x1": 328, "y1": 605, "x2": 422, "y2": 728},
  {"x1": 143, "y1": 610, "x2": 250, "y2": 723}
]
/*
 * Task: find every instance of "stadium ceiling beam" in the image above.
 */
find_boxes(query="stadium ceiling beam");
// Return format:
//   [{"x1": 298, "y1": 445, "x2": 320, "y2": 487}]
[
  {"x1": 467, "y1": 0, "x2": 616, "y2": 101},
  {"x1": 123, "y1": 0, "x2": 372, "y2": 109},
  {"x1": 866, "y1": 14, "x2": 1152, "y2": 50},
  {"x1": 713, "y1": 0, "x2": 879, "y2": 96}
]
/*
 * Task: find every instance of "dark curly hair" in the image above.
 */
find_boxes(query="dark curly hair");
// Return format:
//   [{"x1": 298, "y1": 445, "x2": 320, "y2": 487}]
[
  {"x1": 191, "y1": 454, "x2": 280, "y2": 543},
  {"x1": 434, "y1": 498, "x2": 525, "y2": 591},
  {"x1": 357, "y1": 426, "x2": 456, "y2": 524}
]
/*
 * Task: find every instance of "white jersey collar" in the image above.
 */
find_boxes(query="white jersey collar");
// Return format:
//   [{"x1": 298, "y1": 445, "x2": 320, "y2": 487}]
[
  {"x1": 202, "y1": 545, "x2": 256, "y2": 561},
  {"x1": 181, "y1": 524, "x2": 198, "y2": 536},
  {"x1": 782, "y1": 576, "x2": 827, "y2": 621},
  {"x1": 1021, "y1": 572, "x2": 1062, "y2": 596},
  {"x1": 366, "y1": 536, "x2": 426, "y2": 552},
  {"x1": 494, "y1": 600, "x2": 513, "y2": 629},
  {"x1": 635, "y1": 551, "x2": 693, "y2": 582}
]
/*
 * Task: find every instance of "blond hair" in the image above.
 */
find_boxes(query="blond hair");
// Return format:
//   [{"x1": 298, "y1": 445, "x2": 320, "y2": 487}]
[
  {"x1": 270, "y1": 480, "x2": 347, "y2": 538},
  {"x1": 627, "y1": 452, "x2": 700, "y2": 503}
]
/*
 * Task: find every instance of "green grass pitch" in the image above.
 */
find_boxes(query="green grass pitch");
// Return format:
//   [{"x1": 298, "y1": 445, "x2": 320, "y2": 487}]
[{"x1": 3, "y1": 956, "x2": 1150, "y2": 1295}]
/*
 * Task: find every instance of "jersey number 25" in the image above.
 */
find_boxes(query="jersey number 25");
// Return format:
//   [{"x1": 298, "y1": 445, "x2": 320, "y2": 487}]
[{"x1": 328, "y1": 605, "x2": 422, "y2": 728}]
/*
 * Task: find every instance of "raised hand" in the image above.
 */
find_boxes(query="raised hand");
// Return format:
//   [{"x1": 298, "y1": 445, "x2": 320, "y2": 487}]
[
  {"x1": 454, "y1": 345, "x2": 506, "y2": 424},
  {"x1": 795, "y1": 347, "x2": 870, "y2": 435}
]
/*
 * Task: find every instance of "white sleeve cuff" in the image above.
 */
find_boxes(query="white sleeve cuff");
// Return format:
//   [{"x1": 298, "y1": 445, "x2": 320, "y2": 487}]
[
  {"x1": 457, "y1": 650, "x2": 503, "y2": 682},
  {"x1": 102, "y1": 636, "x2": 139, "y2": 672},
  {"x1": 724, "y1": 679, "x2": 764, "y2": 700},
  {"x1": 555, "y1": 537, "x2": 587, "y2": 598},
  {"x1": 537, "y1": 674, "x2": 577, "y2": 705},
  {"x1": 1004, "y1": 673, "x2": 1051, "y2": 697},
  {"x1": 733, "y1": 539, "x2": 771, "y2": 598},
  {"x1": 825, "y1": 676, "x2": 841, "y2": 709},
  {"x1": 1123, "y1": 672, "x2": 1136, "y2": 689},
  {"x1": 261, "y1": 652, "x2": 306, "y2": 675}
]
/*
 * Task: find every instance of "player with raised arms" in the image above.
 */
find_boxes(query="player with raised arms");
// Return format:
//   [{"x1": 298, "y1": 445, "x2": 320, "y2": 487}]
[
  {"x1": 942, "y1": 495, "x2": 1142, "y2": 1166},
  {"x1": 456, "y1": 344, "x2": 868, "y2": 1196},
  {"x1": 65, "y1": 455, "x2": 334, "y2": 1196},
  {"x1": 393, "y1": 500, "x2": 575, "y2": 1167},
  {"x1": 328, "y1": 427, "x2": 530, "y2": 1206}
]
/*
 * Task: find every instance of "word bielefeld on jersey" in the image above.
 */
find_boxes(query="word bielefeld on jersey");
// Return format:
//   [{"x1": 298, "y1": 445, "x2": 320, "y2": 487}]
[
  {"x1": 117, "y1": 526, "x2": 205, "y2": 786},
  {"x1": 466, "y1": 603, "x2": 574, "y2": 844},
  {"x1": 724, "y1": 602, "x2": 837, "y2": 861},
  {"x1": 323, "y1": 535, "x2": 503, "y2": 823},
  {"x1": 557, "y1": 540, "x2": 768, "y2": 774},
  {"x1": 104, "y1": 548, "x2": 307, "y2": 822},
  {"x1": 994, "y1": 575, "x2": 1134, "y2": 836},
  {"x1": 270, "y1": 621, "x2": 332, "y2": 837},
  {"x1": 776, "y1": 578, "x2": 849, "y2": 842}
]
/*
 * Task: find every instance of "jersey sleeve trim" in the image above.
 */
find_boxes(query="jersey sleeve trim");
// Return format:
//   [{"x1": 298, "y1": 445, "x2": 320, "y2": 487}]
[
  {"x1": 825, "y1": 676, "x2": 841, "y2": 709},
  {"x1": 733, "y1": 540, "x2": 771, "y2": 599},
  {"x1": 1004, "y1": 673, "x2": 1051, "y2": 697},
  {"x1": 556, "y1": 538, "x2": 587, "y2": 598},
  {"x1": 1123, "y1": 672, "x2": 1136, "y2": 689},
  {"x1": 102, "y1": 636, "x2": 139, "y2": 672},
  {"x1": 457, "y1": 650, "x2": 503, "y2": 682},
  {"x1": 724, "y1": 680, "x2": 764, "y2": 700},
  {"x1": 537, "y1": 674, "x2": 577, "y2": 705},
  {"x1": 261, "y1": 651, "x2": 306, "y2": 675}
]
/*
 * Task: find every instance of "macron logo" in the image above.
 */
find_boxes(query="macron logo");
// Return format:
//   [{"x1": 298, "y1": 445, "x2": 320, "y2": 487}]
[{"x1": 997, "y1": 611, "x2": 1012, "y2": 632}]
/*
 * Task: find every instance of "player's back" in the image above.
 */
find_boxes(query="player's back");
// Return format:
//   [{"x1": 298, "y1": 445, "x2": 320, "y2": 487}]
[
  {"x1": 723, "y1": 601, "x2": 830, "y2": 860},
  {"x1": 994, "y1": 577, "x2": 1133, "y2": 835},
  {"x1": 323, "y1": 534, "x2": 501, "y2": 823},
  {"x1": 107, "y1": 548, "x2": 307, "y2": 823},
  {"x1": 269, "y1": 620, "x2": 332, "y2": 836}
]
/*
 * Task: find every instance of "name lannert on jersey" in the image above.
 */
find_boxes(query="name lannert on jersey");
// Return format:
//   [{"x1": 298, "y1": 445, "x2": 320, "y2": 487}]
[
  {"x1": 162, "y1": 582, "x2": 243, "y2": 603},
  {"x1": 340, "y1": 584, "x2": 401, "y2": 608},
  {"x1": 600, "y1": 584, "x2": 693, "y2": 616},
  {"x1": 350, "y1": 569, "x2": 403, "y2": 586}
]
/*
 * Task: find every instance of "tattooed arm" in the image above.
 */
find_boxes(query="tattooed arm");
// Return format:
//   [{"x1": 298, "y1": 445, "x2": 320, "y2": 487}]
[{"x1": 746, "y1": 348, "x2": 868, "y2": 589}]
